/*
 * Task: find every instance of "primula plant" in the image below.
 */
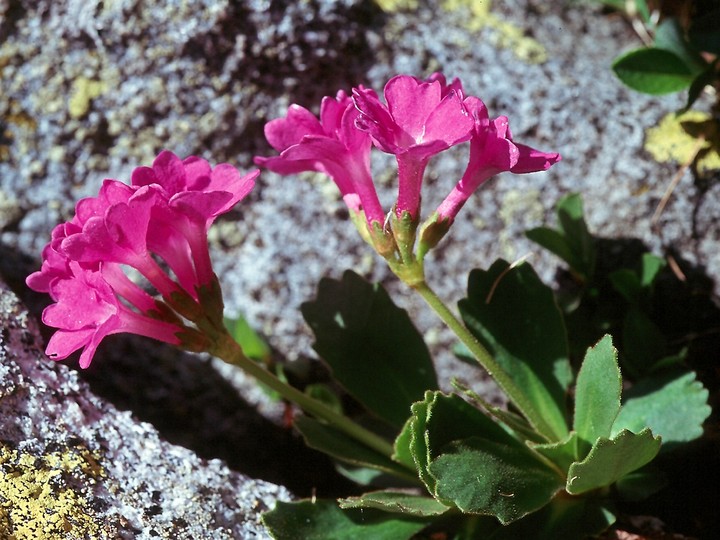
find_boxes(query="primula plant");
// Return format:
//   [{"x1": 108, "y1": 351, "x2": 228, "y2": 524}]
[{"x1": 27, "y1": 74, "x2": 712, "y2": 539}]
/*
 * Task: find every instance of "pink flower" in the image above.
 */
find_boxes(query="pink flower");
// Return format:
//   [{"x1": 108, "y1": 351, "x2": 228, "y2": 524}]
[
  {"x1": 63, "y1": 152, "x2": 258, "y2": 299},
  {"x1": 435, "y1": 97, "x2": 561, "y2": 222},
  {"x1": 353, "y1": 74, "x2": 475, "y2": 218},
  {"x1": 254, "y1": 91, "x2": 384, "y2": 225},
  {"x1": 27, "y1": 151, "x2": 258, "y2": 367},
  {"x1": 41, "y1": 262, "x2": 182, "y2": 369}
]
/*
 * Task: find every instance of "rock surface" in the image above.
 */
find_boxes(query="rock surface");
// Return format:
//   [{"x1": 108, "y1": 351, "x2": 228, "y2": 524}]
[{"x1": 0, "y1": 281, "x2": 292, "y2": 539}]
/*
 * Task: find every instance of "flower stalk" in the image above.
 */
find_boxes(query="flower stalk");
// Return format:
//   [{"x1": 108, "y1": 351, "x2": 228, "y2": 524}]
[
  {"x1": 411, "y1": 279, "x2": 555, "y2": 439},
  {"x1": 208, "y1": 329, "x2": 398, "y2": 459}
]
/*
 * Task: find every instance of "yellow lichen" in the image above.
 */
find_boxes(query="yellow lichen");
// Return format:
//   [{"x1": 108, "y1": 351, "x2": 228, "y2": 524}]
[
  {"x1": 374, "y1": 0, "x2": 418, "y2": 12},
  {"x1": 645, "y1": 111, "x2": 720, "y2": 177},
  {"x1": 0, "y1": 442, "x2": 104, "y2": 539},
  {"x1": 68, "y1": 77, "x2": 107, "y2": 119},
  {"x1": 441, "y1": 0, "x2": 548, "y2": 64}
]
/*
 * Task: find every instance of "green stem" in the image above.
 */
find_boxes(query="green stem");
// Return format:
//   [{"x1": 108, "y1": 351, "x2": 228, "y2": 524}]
[
  {"x1": 412, "y1": 280, "x2": 555, "y2": 439},
  {"x1": 211, "y1": 332, "x2": 397, "y2": 459}
]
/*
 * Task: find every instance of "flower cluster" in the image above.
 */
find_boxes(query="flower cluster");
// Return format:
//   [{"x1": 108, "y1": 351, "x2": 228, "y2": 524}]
[
  {"x1": 255, "y1": 73, "x2": 560, "y2": 281},
  {"x1": 26, "y1": 151, "x2": 258, "y2": 368}
]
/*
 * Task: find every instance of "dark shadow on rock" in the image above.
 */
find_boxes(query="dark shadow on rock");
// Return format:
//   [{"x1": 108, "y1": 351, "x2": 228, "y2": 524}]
[
  {"x1": 0, "y1": 1, "x2": 26, "y2": 43},
  {"x1": 182, "y1": 1, "x2": 382, "y2": 101},
  {"x1": 183, "y1": 0, "x2": 385, "y2": 156}
]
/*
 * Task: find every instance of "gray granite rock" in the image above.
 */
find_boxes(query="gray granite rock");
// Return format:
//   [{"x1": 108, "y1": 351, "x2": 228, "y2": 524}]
[{"x1": 0, "y1": 280, "x2": 292, "y2": 539}]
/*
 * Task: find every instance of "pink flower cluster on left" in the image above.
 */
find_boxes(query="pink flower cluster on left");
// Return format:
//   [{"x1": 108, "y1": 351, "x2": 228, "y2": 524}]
[{"x1": 26, "y1": 150, "x2": 258, "y2": 368}]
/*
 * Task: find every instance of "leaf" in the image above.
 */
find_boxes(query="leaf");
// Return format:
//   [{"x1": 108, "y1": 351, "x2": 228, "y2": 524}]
[
  {"x1": 301, "y1": 270, "x2": 438, "y2": 428},
  {"x1": 614, "y1": 465, "x2": 667, "y2": 501},
  {"x1": 556, "y1": 194, "x2": 593, "y2": 268},
  {"x1": 639, "y1": 253, "x2": 665, "y2": 288},
  {"x1": 334, "y1": 464, "x2": 405, "y2": 487},
  {"x1": 262, "y1": 500, "x2": 428, "y2": 540},
  {"x1": 304, "y1": 383, "x2": 343, "y2": 415},
  {"x1": 392, "y1": 417, "x2": 417, "y2": 471},
  {"x1": 484, "y1": 496, "x2": 615, "y2": 540},
  {"x1": 573, "y1": 335, "x2": 621, "y2": 451},
  {"x1": 223, "y1": 314, "x2": 271, "y2": 362},
  {"x1": 524, "y1": 227, "x2": 576, "y2": 270},
  {"x1": 684, "y1": 66, "x2": 718, "y2": 112},
  {"x1": 402, "y1": 391, "x2": 519, "y2": 495},
  {"x1": 611, "y1": 370, "x2": 711, "y2": 451},
  {"x1": 339, "y1": 491, "x2": 450, "y2": 517},
  {"x1": 566, "y1": 428, "x2": 661, "y2": 495},
  {"x1": 460, "y1": 260, "x2": 572, "y2": 440},
  {"x1": 452, "y1": 379, "x2": 545, "y2": 444},
  {"x1": 528, "y1": 431, "x2": 580, "y2": 473},
  {"x1": 294, "y1": 416, "x2": 414, "y2": 482},
  {"x1": 634, "y1": 0, "x2": 651, "y2": 24},
  {"x1": 526, "y1": 193, "x2": 595, "y2": 280},
  {"x1": 403, "y1": 394, "x2": 435, "y2": 492},
  {"x1": 609, "y1": 268, "x2": 641, "y2": 303},
  {"x1": 621, "y1": 307, "x2": 667, "y2": 377},
  {"x1": 612, "y1": 48, "x2": 695, "y2": 95},
  {"x1": 654, "y1": 18, "x2": 707, "y2": 74},
  {"x1": 595, "y1": 0, "x2": 625, "y2": 10},
  {"x1": 429, "y1": 437, "x2": 564, "y2": 524},
  {"x1": 423, "y1": 392, "x2": 520, "y2": 450}
]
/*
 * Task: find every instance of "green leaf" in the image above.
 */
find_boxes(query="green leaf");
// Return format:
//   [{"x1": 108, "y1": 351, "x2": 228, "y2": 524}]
[
  {"x1": 614, "y1": 465, "x2": 667, "y2": 501},
  {"x1": 609, "y1": 252, "x2": 664, "y2": 301},
  {"x1": 484, "y1": 496, "x2": 615, "y2": 540},
  {"x1": 639, "y1": 253, "x2": 666, "y2": 288},
  {"x1": 528, "y1": 431, "x2": 580, "y2": 473},
  {"x1": 573, "y1": 335, "x2": 621, "y2": 451},
  {"x1": 223, "y1": 314, "x2": 271, "y2": 362},
  {"x1": 566, "y1": 428, "x2": 661, "y2": 495},
  {"x1": 621, "y1": 307, "x2": 667, "y2": 377},
  {"x1": 301, "y1": 270, "x2": 438, "y2": 428},
  {"x1": 335, "y1": 464, "x2": 401, "y2": 487},
  {"x1": 609, "y1": 269, "x2": 641, "y2": 303},
  {"x1": 339, "y1": 491, "x2": 450, "y2": 517},
  {"x1": 594, "y1": 0, "x2": 625, "y2": 10},
  {"x1": 424, "y1": 392, "x2": 520, "y2": 449},
  {"x1": 557, "y1": 193, "x2": 595, "y2": 280},
  {"x1": 452, "y1": 379, "x2": 545, "y2": 444},
  {"x1": 403, "y1": 391, "x2": 520, "y2": 495},
  {"x1": 611, "y1": 370, "x2": 711, "y2": 451},
  {"x1": 524, "y1": 227, "x2": 576, "y2": 270},
  {"x1": 402, "y1": 394, "x2": 435, "y2": 491},
  {"x1": 684, "y1": 66, "x2": 719, "y2": 111},
  {"x1": 294, "y1": 416, "x2": 413, "y2": 481},
  {"x1": 526, "y1": 193, "x2": 595, "y2": 280},
  {"x1": 262, "y1": 500, "x2": 428, "y2": 540},
  {"x1": 429, "y1": 437, "x2": 564, "y2": 524},
  {"x1": 612, "y1": 48, "x2": 695, "y2": 95},
  {"x1": 654, "y1": 18, "x2": 707, "y2": 74},
  {"x1": 392, "y1": 418, "x2": 417, "y2": 471},
  {"x1": 634, "y1": 0, "x2": 651, "y2": 24},
  {"x1": 304, "y1": 383, "x2": 343, "y2": 415},
  {"x1": 460, "y1": 260, "x2": 572, "y2": 440}
]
